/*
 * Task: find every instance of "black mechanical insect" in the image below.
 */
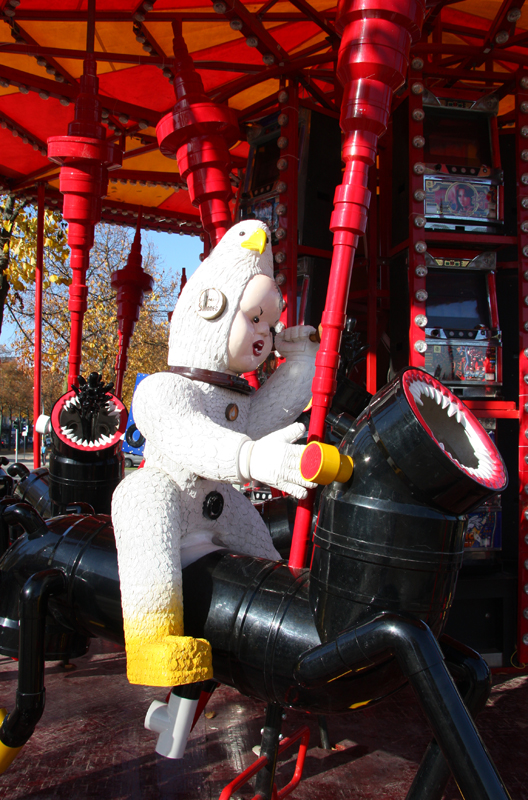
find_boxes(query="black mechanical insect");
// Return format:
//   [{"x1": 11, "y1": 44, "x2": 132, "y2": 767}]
[{"x1": 0, "y1": 369, "x2": 512, "y2": 799}]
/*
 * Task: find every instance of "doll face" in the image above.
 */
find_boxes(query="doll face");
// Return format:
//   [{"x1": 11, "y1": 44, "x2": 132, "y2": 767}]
[{"x1": 227, "y1": 274, "x2": 283, "y2": 374}]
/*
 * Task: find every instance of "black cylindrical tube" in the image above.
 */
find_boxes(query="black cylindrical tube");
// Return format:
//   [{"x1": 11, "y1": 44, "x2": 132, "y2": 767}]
[
  {"x1": 14, "y1": 468, "x2": 51, "y2": 519},
  {"x1": 409, "y1": 660, "x2": 510, "y2": 800},
  {"x1": 3, "y1": 503, "x2": 48, "y2": 539},
  {"x1": 406, "y1": 635, "x2": 492, "y2": 800},
  {"x1": 296, "y1": 612, "x2": 510, "y2": 800},
  {"x1": 0, "y1": 569, "x2": 67, "y2": 749}
]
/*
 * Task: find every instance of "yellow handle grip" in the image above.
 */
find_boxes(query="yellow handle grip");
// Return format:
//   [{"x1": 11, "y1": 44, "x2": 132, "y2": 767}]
[{"x1": 300, "y1": 442, "x2": 353, "y2": 485}]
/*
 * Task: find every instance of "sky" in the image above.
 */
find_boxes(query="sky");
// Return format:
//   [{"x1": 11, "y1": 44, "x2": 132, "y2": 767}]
[{"x1": 0, "y1": 229, "x2": 204, "y2": 352}]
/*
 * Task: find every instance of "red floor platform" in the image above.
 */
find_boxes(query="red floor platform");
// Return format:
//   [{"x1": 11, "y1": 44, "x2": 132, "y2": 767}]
[{"x1": 1, "y1": 639, "x2": 527, "y2": 799}]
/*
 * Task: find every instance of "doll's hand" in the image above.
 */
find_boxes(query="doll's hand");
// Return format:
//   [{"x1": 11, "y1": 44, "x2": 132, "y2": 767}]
[
  {"x1": 237, "y1": 422, "x2": 317, "y2": 500},
  {"x1": 274, "y1": 326, "x2": 319, "y2": 360}
]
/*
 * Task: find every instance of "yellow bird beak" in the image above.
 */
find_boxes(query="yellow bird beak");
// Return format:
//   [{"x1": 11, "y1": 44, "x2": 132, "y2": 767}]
[{"x1": 241, "y1": 228, "x2": 267, "y2": 255}]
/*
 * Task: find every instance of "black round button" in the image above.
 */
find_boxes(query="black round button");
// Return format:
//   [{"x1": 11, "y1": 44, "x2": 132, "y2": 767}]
[{"x1": 203, "y1": 491, "x2": 224, "y2": 520}]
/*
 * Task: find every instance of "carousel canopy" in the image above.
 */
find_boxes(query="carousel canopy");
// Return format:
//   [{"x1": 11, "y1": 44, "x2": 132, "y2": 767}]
[{"x1": 0, "y1": 0, "x2": 525, "y2": 232}]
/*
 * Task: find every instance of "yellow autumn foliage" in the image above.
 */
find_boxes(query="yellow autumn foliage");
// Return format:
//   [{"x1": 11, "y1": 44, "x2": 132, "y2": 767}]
[{"x1": 10, "y1": 221, "x2": 180, "y2": 410}]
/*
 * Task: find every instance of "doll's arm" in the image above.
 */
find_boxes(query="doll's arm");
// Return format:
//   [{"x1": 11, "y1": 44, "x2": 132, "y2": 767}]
[{"x1": 246, "y1": 325, "x2": 318, "y2": 440}]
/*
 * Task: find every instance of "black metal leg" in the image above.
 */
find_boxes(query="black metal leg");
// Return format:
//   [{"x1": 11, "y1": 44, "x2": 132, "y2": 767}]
[
  {"x1": 317, "y1": 714, "x2": 331, "y2": 749},
  {"x1": 406, "y1": 635, "x2": 493, "y2": 800},
  {"x1": 296, "y1": 612, "x2": 511, "y2": 800},
  {"x1": 254, "y1": 702, "x2": 283, "y2": 800}
]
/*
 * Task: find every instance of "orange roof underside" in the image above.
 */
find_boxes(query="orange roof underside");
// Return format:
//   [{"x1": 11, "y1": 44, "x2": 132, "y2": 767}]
[{"x1": 0, "y1": 0, "x2": 525, "y2": 230}]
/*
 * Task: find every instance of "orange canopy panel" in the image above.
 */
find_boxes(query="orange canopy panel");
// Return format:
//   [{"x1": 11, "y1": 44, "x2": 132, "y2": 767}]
[{"x1": 0, "y1": 0, "x2": 526, "y2": 230}]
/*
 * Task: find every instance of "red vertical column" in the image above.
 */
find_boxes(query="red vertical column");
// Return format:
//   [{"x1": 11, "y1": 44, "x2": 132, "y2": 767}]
[
  {"x1": 290, "y1": 0, "x2": 426, "y2": 568},
  {"x1": 406, "y1": 60, "x2": 429, "y2": 368},
  {"x1": 156, "y1": 21, "x2": 240, "y2": 248},
  {"x1": 47, "y1": 54, "x2": 122, "y2": 390},
  {"x1": 33, "y1": 183, "x2": 45, "y2": 468},
  {"x1": 366, "y1": 161, "x2": 378, "y2": 394},
  {"x1": 516, "y1": 72, "x2": 528, "y2": 667},
  {"x1": 273, "y1": 80, "x2": 299, "y2": 329}
]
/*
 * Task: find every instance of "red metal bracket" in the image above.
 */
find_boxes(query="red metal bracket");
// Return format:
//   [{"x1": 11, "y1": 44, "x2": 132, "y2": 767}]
[{"x1": 218, "y1": 725, "x2": 310, "y2": 800}]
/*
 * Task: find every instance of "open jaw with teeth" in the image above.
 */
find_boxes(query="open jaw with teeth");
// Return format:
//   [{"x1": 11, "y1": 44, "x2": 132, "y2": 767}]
[
  {"x1": 253, "y1": 340, "x2": 264, "y2": 357},
  {"x1": 51, "y1": 390, "x2": 127, "y2": 451},
  {"x1": 403, "y1": 370, "x2": 506, "y2": 491}
]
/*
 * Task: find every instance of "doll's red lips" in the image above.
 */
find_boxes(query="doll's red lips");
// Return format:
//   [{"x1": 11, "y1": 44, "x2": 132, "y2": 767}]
[{"x1": 253, "y1": 340, "x2": 264, "y2": 356}]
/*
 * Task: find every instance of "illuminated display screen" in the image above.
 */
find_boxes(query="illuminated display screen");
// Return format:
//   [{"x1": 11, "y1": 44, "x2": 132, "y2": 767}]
[
  {"x1": 424, "y1": 179, "x2": 498, "y2": 222},
  {"x1": 426, "y1": 269, "x2": 491, "y2": 330},
  {"x1": 423, "y1": 109, "x2": 492, "y2": 167},
  {"x1": 425, "y1": 342, "x2": 497, "y2": 383}
]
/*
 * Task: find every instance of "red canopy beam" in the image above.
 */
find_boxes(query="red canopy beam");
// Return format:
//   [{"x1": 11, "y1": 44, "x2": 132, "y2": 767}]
[
  {"x1": 211, "y1": 51, "x2": 337, "y2": 104},
  {"x1": 289, "y1": 0, "x2": 426, "y2": 568},
  {"x1": 157, "y1": 20, "x2": 239, "y2": 247}
]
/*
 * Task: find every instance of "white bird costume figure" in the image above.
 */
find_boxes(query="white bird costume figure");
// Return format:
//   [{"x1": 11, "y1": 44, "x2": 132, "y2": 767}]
[{"x1": 112, "y1": 219, "x2": 319, "y2": 687}]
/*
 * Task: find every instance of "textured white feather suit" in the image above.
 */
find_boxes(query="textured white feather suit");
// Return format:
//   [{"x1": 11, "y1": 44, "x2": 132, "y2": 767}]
[{"x1": 112, "y1": 220, "x2": 317, "y2": 686}]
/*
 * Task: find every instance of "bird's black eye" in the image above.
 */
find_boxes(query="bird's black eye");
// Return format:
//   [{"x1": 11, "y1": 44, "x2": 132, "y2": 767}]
[
  {"x1": 266, "y1": 237, "x2": 269, "y2": 243},
  {"x1": 239, "y1": 231, "x2": 245, "y2": 236}
]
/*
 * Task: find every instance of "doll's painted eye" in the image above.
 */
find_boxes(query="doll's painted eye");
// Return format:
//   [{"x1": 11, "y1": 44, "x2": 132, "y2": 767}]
[
  {"x1": 252, "y1": 316, "x2": 260, "y2": 323},
  {"x1": 239, "y1": 231, "x2": 245, "y2": 236}
]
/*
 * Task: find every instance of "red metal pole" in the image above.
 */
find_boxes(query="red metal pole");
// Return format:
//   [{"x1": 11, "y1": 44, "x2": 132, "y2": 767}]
[
  {"x1": 156, "y1": 20, "x2": 239, "y2": 248},
  {"x1": 47, "y1": 51, "x2": 122, "y2": 390},
  {"x1": 289, "y1": 0, "x2": 426, "y2": 568},
  {"x1": 33, "y1": 182, "x2": 45, "y2": 469}
]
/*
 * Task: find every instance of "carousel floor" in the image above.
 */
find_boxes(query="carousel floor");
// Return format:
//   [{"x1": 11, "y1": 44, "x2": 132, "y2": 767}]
[{"x1": 1, "y1": 638, "x2": 527, "y2": 800}]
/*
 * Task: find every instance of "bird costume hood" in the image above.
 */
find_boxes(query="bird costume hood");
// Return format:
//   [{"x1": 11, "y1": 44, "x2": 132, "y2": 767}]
[{"x1": 168, "y1": 219, "x2": 275, "y2": 372}]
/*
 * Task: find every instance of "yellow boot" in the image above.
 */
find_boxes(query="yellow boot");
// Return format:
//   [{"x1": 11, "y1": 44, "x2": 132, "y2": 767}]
[
  {"x1": 123, "y1": 610, "x2": 213, "y2": 687},
  {"x1": 125, "y1": 635, "x2": 212, "y2": 686}
]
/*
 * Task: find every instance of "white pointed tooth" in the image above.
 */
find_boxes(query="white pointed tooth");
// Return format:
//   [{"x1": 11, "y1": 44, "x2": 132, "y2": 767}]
[
  {"x1": 107, "y1": 400, "x2": 116, "y2": 411},
  {"x1": 89, "y1": 441, "x2": 95, "y2": 448},
  {"x1": 456, "y1": 407, "x2": 462, "y2": 424},
  {"x1": 478, "y1": 459, "x2": 493, "y2": 475},
  {"x1": 61, "y1": 425, "x2": 70, "y2": 434},
  {"x1": 410, "y1": 384, "x2": 424, "y2": 405},
  {"x1": 438, "y1": 442, "x2": 445, "y2": 450},
  {"x1": 434, "y1": 389, "x2": 442, "y2": 405},
  {"x1": 101, "y1": 434, "x2": 112, "y2": 443},
  {"x1": 447, "y1": 403, "x2": 457, "y2": 417},
  {"x1": 109, "y1": 410, "x2": 120, "y2": 417},
  {"x1": 441, "y1": 394, "x2": 450, "y2": 409},
  {"x1": 71, "y1": 434, "x2": 79, "y2": 442},
  {"x1": 72, "y1": 396, "x2": 80, "y2": 407},
  {"x1": 82, "y1": 439, "x2": 88, "y2": 447}
]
